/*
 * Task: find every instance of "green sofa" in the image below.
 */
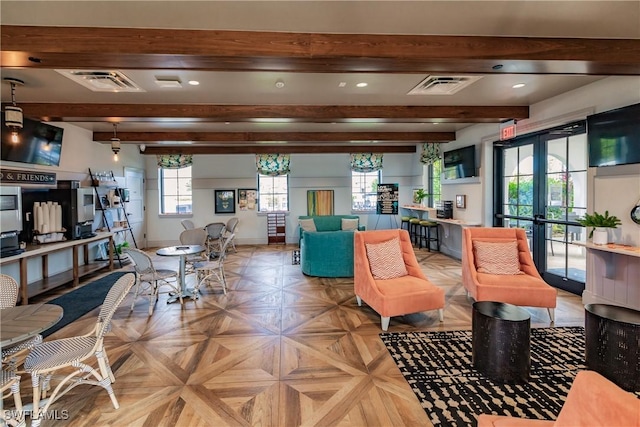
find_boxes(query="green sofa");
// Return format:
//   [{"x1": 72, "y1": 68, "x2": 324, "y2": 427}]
[{"x1": 298, "y1": 215, "x2": 365, "y2": 277}]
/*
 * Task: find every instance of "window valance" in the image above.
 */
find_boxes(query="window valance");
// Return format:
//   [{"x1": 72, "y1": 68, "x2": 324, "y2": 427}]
[
  {"x1": 256, "y1": 154, "x2": 291, "y2": 176},
  {"x1": 350, "y1": 153, "x2": 383, "y2": 172},
  {"x1": 156, "y1": 154, "x2": 193, "y2": 169},
  {"x1": 420, "y1": 143, "x2": 441, "y2": 165}
]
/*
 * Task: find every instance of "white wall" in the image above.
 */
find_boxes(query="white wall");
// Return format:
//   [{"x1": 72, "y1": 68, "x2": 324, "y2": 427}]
[
  {"x1": 0, "y1": 124, "x2": 145, "y2": 282},
  {"x1": 144, "y1": 152, "x2": 424, "y2": 247},
  {"x1": 445, "y1": 76, "x2": 640, "y2": 246}
]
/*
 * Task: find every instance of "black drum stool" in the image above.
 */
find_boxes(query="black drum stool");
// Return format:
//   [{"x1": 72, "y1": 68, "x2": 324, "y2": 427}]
[
  {"x1": 408, "y1": 217, "x2": 421, "y2": 245},
  {"x1": 472, "y1": 301, "x2": 531, "y2": 383},
  {"x1": 585, "y1": 303, "x2": 640, "y2": 392}
]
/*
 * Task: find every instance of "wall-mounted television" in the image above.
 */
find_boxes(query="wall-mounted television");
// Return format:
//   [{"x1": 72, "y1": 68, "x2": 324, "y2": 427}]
[
  {"x1": 587, "y1": 103, "x2": 640, "y2": 168},
  {"x1": 443, "y1": 144, "x2": 477, "y2": 179},
  {"x1": 1, "y1": 117, "x2": 64, "y2": 167}
]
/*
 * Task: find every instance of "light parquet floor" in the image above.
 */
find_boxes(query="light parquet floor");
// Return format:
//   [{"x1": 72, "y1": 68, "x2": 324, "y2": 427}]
[{"x1": 24, "y1": 244, "x2": 584, "y2": 427}]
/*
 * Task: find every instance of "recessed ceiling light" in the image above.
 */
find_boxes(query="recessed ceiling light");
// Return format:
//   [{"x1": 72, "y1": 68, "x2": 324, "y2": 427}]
[
  {"x1": 275, "y1": 79, "x2": 285, "y2": 88},
  {"x1": 338, "y1": 82, "x2": 347, "y2": 88},
  {"x1": 188, "y1": 80, "x2": 200, "y2": 86},
  {"x1": 512, "y1": 83, "x2": 525, "y2": 89},
  {"x1": 224, "y1": 122, "x2": 230, "y2": 125},
  {"x1": 356, "y1": 82, "x2": 368, "y2": 88}
]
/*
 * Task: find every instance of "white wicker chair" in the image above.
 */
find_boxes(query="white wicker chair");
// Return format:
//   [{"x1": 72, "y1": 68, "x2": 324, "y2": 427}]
[
  {"x1": 222, "y1": 217, "x2": 239, "y2": 253},
  {"x1": 125, "y1": 248, "x2": 181, "y2": 315},
  {"x1": 193, "y1": 233, "x2": 235, "y2": 297},
  {"x1": 1, "y1": 369, "x2": 25, "y2": 427},
  {"x1": 23, "y1": 273, "x2": 136, "y2": 427},
  {"x1": 1, "y1": 274, "x2": 43, "y2": 373},
  {"x1": 179, "y1": 228, "x2": 208, "y2": 274},
  {"x1": 180, "y1": 219, "x2": 195, "y2": 230},
  {"x1": 204, "y1": 222, "x2": 226, "y2": 258}
]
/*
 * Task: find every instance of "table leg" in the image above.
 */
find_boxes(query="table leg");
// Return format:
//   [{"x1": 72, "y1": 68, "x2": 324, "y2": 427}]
[{"x1": 167, "y1": 254, "x2": 195, "y2": 303}]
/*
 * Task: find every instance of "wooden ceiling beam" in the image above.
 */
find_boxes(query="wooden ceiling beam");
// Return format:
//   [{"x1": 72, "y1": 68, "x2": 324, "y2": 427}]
[
  {"x1": 2, "y1": 26, "x2": 639, "y2": 75},
  {"x1": 142, "y1": 145, "x2": 417, "y2": 155},
  {"x1": 93, "y1": 131, "x2": 455, "y2": 143},
  {"x1": 18, "y1": 103, "x2": 529, "y2": 122}
]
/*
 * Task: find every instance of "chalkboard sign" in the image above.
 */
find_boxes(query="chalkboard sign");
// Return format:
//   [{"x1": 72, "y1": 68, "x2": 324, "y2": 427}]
[{"x1": 376, "y1": 183, "x2": 399, "y2": 215}]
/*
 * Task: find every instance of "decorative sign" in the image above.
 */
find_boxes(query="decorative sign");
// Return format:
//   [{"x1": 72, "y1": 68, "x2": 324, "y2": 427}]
[
  {"x1": 500, "y1": 119, "x2": 517, "y2": 141},
  {"x1": 376, "y1": 183, "x2": 399, "y2": 215},
  {"x1": 0, "y1": 168, "x2": 56, "y2": 185}
]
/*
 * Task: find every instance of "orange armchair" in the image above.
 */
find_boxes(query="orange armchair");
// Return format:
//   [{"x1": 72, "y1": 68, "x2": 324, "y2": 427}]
[
  {"x1": 478, "y1": 370, "x2": 640, "y2": 426},
  {"x1": 354, "y1": 229, "x2": 445, "y2": 331},
  {"x1": 462, "y1": 227, "x2": 557, "y2": 321}
]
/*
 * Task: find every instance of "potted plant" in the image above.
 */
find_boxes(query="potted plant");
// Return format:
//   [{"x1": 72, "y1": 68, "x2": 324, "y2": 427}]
[
  {"x1": 414, "y1": 189, "x2": 430, "y2": 206},
  {"x1": 576, "y1": 210, "x2": 621, "y2": 245}
]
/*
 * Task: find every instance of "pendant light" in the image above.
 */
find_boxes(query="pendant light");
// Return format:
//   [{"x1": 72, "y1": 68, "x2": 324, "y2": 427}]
[
  {"x1": 3, "y1": 77, "x2": 24, "y2": 143},
  {"x1": 111, "y1": 123, "x2": 121, "y2": 162}
]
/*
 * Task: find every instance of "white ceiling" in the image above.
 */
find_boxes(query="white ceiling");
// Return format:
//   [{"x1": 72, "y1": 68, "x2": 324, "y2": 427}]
[{"x1": 1, "y1": 1, "x2": 639, "y2": 143}]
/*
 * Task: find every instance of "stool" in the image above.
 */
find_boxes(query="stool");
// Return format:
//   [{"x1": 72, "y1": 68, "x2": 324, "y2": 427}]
[
  {"x1": 419, "y1": 220, "x2": 439, "y2": 252},
  {"x1": 585, "y1": 303, "x2": 640, "y2": 392},
  {"x1": 472, "y1": 301, "x2": 531, "y2": 383},
  {"x1": 409, "y1": 218, "x2": 421, "y2": 245},
  {"x1": 400, "y1": 216, "x2": 411, "y2": 231}
]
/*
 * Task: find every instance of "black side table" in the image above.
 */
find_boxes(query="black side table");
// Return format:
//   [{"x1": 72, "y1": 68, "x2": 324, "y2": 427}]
[
  {"x1": 585, "y1": 303, "x2": 640, "y2": 392},
  {"x1": 472, "y1": 301, "x2": 531, "y2": 383}
]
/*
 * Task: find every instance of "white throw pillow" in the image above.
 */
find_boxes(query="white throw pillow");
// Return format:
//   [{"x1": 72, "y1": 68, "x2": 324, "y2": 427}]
[
  {"x1": 341, "y1": 218, "x2": 359, "y2": 231},
  {"x1": 299, "y1": 218, "x2": 317, "y2": 232},
  {"x1": 365, "y1": 237, "x2": 408, "y2": 280},
  {"x1": 473, "y1": 240, "x2": 523, "y2": 275}
]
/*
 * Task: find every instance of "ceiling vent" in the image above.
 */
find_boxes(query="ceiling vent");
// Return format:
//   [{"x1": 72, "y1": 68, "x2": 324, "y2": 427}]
[
  {"x1": 408, "y1": 75, "x2": 482, "y2": 95},
  {"x1": 56, "y1": 70, "x2": 145, "y2": 92}
]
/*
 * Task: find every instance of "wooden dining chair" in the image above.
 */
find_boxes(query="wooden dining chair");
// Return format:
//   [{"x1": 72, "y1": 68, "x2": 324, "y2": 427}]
[
  {"x1": 23, "y1": 273, "x2": 136, "y2": 427},
  {"x1": 125, "y1": 248, "x2": 181, "y2": 315}
]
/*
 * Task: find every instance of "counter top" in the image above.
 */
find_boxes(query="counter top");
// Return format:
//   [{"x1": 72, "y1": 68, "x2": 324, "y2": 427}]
[
  {"x1": 430, "y1": 218, "x2": 482, "y2": 227},
  {"x1": 0, "y1": 231, "x2": 114, "y2": 265},
  {"x1": 575, "y1": 241, "x2": 640, "y2": 258}
]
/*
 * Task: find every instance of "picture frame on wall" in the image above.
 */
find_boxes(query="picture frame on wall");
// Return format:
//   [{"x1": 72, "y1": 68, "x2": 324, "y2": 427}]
[
  {"x1": 215, "y1": 189, "x2": 236, "y2": 214},
  {"x1": 238, "y1": 188, "x2": 257, "y2": 210},
  {"x1": 456, "y1": 194, "x2": 466, "y2": 209}
]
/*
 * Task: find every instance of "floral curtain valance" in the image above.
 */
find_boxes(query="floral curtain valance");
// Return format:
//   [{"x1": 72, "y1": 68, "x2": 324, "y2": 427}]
[
  {"x1": 256, "y1": 154, "x2": 291, "y2": 176},
  {"x1": 420, "y1": 143, "x2": 441, "y2": 165},
  {"x1": 156, "y1": 154, "x2": 193, "y2": 169},
  {"x1": 350, "y1": 153, "x2": 383, "y2": 172}
]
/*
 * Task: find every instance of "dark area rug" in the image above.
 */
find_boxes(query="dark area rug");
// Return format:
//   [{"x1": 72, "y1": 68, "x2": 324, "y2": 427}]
[
  {"x1": 381, "y1": 327, "x2": 587, "y2": 427},
  {"x1": 42, "y1": 272, "x2": 128, "y2": 338}
]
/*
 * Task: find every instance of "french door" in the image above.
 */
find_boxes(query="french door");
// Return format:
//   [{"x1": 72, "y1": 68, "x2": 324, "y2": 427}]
[{"x1": 493, "y1": 121, "x2": 587, "y2": 295}]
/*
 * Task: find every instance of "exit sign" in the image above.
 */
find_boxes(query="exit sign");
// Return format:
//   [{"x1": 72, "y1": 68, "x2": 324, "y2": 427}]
[{"x1": 500, "y1": 120, "x2": 517, "y2": 140}]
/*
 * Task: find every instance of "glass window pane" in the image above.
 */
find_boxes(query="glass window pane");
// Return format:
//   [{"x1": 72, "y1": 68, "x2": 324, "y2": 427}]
[
  {"x1": 518, "y1": 145, "x2": 533, "y2": 173},
  {"x1": 547, "y1": 138, "x2": 567, "y2": 173},
  {"x1": 568, "y1": 134, "x2": 587, "y2": 171},
  {"x1": 503, "y1": 147, "x2": 518, "y2": 177}
]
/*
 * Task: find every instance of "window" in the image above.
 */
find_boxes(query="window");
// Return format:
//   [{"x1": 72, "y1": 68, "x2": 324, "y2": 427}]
[
  {"x1": 258, "y1": 174, "x2": 288, "y2": 212},
  {"x1": 159, "y1": 166, "x2": 192, "y2": 214},
  {"x1": 428, "y1": 160, "x2": 442, "y2": 208},
  {"x1": 352, "y1": 170, "x2": 379, "y2": 212}
]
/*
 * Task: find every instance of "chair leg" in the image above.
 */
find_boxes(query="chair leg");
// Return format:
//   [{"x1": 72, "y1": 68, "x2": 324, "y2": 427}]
[
  {"x1": 548, "y1": 308, "x2": 555, "y2": 323},
  {"x1": 438, "y1": 308, "x2": 444, "y2": 322},
  {"x1": 381, "y1": 316, "x2": 390, "y2": 331},
  {"x1": 356, "y1": 295, "x2": 362, "y2": 306}
]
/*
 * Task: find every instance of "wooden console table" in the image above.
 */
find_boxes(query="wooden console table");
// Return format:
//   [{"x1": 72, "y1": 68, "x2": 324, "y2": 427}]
[{"x1": 0, "y1": 232, "x2": 114, "y2": 304}]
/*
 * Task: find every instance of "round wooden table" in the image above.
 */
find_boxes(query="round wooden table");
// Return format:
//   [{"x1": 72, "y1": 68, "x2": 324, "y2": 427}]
[{"x1": 0, "y1": 304, "x2": 64, "y2": 347}]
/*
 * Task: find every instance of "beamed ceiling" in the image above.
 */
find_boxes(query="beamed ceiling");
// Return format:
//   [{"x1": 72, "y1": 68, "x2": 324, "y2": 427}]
[{"x1": 1, "y1": 1, "x2": 639, "y2": 155}]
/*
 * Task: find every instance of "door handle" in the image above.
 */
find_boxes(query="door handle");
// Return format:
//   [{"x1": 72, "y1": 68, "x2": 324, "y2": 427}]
[{"x1": 533, "y1": 214, "x2": 545, "y2": 225}]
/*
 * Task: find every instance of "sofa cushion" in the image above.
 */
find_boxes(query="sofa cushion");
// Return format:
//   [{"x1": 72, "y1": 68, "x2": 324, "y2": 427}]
[
  {"x1": 299, "y1": 218, "x2": 317, "y2": 232},
  {"x1": 341, "y1": 218, "x2": 359, "y2": 231},
  {"x1": 473, "y1": 240, "x2": 523, "y2": 275},
  {"x1": 365, "y1": 237, "x2": 408, "y2": 280}
]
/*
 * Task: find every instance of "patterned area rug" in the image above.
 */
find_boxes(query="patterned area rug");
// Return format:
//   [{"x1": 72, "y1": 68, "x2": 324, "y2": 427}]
[
  {"x1": 381, "y1": 327, "x2": 586, "y2": 427},
  {"x1": 292, "y1": 249, "x2": 300, "y2": 265}
]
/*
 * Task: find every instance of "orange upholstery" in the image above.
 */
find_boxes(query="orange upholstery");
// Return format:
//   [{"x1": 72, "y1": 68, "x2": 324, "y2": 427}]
[
  {"x1": 477, "y1": 370, "x2": 640, "y2": 427},
  {"x1": 354, "y1": 229, "x2": 445, "y2": 330},
  {"x1": 462, "y1": 227, "x2": 556, "y2": 320}
]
